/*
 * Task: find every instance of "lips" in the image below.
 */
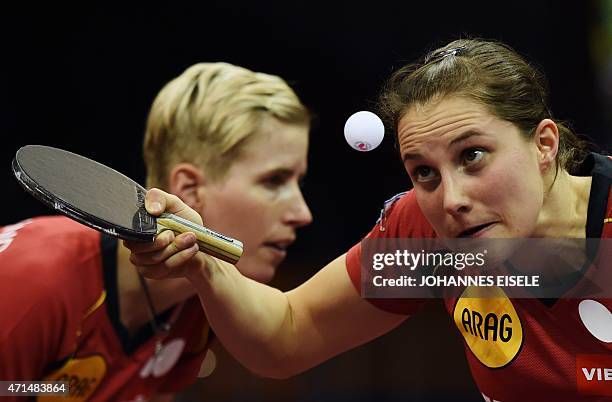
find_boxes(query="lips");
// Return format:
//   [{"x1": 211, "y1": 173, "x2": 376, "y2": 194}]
[
  {"x1": 264, "y1": 239, "x2": 294, "y2": 251},
  {"x1": 457, "y1": 222, "x2": 496, "y2": 238},
  {"x1": 262, "y1": 238, "x2": 295, "y2": 261}
]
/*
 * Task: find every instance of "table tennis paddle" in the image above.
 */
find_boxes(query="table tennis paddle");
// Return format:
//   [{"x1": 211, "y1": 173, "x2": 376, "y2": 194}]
[{"x1": 12, "y1": 145, "x2": 243, "y2": 264}]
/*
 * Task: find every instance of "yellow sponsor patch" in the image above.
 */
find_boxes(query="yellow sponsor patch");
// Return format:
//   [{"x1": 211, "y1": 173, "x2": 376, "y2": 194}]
[
  {"x1": 39, "y1": 355, "x2": 106, "y2": 401},
  {"x1": 453, "y1": 286, "x2": 523, "y2": 368}
]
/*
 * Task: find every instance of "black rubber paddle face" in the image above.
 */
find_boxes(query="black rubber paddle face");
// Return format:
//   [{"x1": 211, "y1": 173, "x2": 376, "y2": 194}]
[{"x1": 12, "y1": 145, "x2": 158, "y2": 242}]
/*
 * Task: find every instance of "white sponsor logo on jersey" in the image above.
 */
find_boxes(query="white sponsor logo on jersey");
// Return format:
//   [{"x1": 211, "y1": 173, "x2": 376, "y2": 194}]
[
  {"x1": 0, "y1": 220, "x2": 32, "y2": 254},
  {"x1": 578, "y1": 300, "x2": 612, "y2": 343}
]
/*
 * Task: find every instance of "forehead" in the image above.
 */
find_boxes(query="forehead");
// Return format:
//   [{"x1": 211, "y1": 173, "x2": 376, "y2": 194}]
[
  {"x1": 236, "y1": 117, "x2": 309, "y2": 168},
  {"x1": 397, "y1": 96, "x2": 497, "y2": 154},
  {"x1": 250, "y1": 117, "x2": 308, "y2": 151}
]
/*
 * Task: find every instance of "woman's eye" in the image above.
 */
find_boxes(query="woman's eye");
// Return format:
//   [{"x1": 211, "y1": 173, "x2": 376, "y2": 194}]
[
  {"x1": 262, "y1": 173, "x2": 290, "y2": 189},
  {"x1": 414, "y1": 166, "x2": 438, "y2": 182},
  {"x1": 462, "y1": 148, "x2": 486, "y2": 166}
]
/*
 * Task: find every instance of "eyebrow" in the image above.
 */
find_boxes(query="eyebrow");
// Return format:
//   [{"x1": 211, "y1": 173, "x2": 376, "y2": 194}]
[
  {"x1": 449, "y1": 130, "x2": 485, "y2": 146},
  {"x1": 402, "y1": 130, "x2": 486, "y2": 162},
  {"x1": 263, "y1": 168, "x2": 293, "y2": 176},
  {"x1": 261, "y1": 167, "x2": 307, "y2": 178}
]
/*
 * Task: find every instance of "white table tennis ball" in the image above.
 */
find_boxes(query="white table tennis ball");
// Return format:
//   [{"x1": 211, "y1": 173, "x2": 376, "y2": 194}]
[{"x1": 344, "y1": 111, "x2": 385, "y2": 151}]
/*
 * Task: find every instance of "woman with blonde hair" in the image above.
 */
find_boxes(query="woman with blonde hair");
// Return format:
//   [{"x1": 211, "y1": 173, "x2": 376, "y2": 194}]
[{"x1": 0, "y1": 62, "x2": 312, "y2": 401}]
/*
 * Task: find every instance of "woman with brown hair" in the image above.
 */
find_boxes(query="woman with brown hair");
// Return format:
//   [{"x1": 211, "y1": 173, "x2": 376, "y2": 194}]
[{"x1": 128, "y1": 39, "x2": 611, "y2": 401}]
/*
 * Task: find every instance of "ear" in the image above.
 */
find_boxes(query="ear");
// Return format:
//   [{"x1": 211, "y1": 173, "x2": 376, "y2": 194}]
[
  {"x1": 533, "y1": 119, "x2": 560, "y2": 172},
  {"x1": 168, "y1": 163, "x2": 206, "y2": 210}
]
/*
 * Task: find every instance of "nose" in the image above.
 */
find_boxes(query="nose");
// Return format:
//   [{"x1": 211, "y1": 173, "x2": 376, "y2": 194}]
[
  {"x1": 283, "y1": 185, "x2": 313, "y2": 228},
  {"x1": 441, "y1": 174, "x2": 472, "y2": 216}
]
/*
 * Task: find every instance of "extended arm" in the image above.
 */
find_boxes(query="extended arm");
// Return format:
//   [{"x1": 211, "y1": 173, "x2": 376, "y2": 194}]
[{"x1": 126, "y1": 189, "x2": 407, "y2": 378}]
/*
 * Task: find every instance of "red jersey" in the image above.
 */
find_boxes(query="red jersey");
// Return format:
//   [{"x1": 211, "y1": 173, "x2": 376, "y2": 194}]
[
  {"x1": 346, "y1": 154, "x2": 612, "y2": 402},
  {"x1": 0, "y1": 217, "x2": 210, "y2": 401}
]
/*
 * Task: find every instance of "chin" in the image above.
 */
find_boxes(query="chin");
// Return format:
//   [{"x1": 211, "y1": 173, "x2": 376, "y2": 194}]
[
  {"x1": 236, "y1": 258, "x2": 277, "y2": 284},
  {"x1": 251, "y1": 270, "x2": 276, "y2": 284}
]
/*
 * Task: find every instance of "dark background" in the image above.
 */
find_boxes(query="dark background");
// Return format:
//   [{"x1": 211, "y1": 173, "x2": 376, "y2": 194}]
[{"x1": 2, "y1": 2, "x2": 610, "y2": 401}]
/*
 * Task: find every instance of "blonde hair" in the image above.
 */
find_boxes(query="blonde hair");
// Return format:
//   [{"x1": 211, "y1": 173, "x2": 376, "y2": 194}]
[{"x1": 143, "y1": 62, "x2": 310, "y2": 189}]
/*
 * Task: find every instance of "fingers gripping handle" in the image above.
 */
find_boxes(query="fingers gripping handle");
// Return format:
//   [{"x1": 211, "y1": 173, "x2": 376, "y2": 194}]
[{"x1": 156, "y1": 213, "x2": 243, "y2": 264}]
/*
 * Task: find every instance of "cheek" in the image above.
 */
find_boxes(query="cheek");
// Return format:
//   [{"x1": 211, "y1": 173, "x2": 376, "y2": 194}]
[
  {"x1": 484, "y1": 152, "x2": 544, "y2": 223},
  {"x1": 414, "y1": 188, "x2": 450, "y2": 234},
  {"x1": 204, "y1": 191, "x2": 279, "y2": 283},
  {"x1": 202, "y1": 190, "x2": 267, "y2": 246}
]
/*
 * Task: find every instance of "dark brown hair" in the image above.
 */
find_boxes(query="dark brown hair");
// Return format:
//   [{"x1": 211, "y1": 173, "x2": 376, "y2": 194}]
[{"x1": 380, "y1": 38, "x2": 589, "y2": 173}]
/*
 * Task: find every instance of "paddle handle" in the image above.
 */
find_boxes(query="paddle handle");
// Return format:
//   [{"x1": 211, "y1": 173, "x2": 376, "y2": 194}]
[{"x1": 156, "y1": 213, "x2": 243, "y2": 264}]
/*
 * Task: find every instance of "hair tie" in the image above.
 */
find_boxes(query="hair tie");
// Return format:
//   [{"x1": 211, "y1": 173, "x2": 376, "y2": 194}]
[{"x1": 425, "y1": 46, "x2": 467, "y2": 64}]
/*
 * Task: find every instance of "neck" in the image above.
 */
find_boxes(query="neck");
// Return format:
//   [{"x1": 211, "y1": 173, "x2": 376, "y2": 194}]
[
  {"x1": 532, "y1": 169, "x2": 592, "y2": 238},
  {"x1": 116, "y1": 241, "x2": 197, "y2": 335}
]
